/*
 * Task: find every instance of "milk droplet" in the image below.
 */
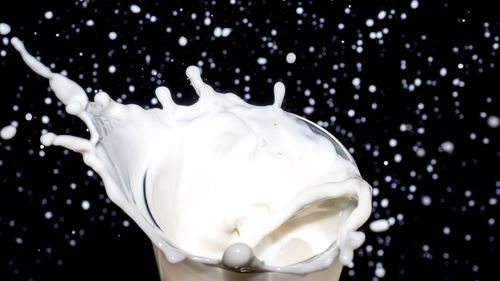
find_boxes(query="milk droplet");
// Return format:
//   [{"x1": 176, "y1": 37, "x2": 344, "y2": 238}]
[
  {"x1": 257, "y1": 57, "x2": 268, "y2": 65},
  {"x1": 81, "y1": 200, "x2": 90, "y2": 210},
  {"x1": 222, "y1": 243, "x2": 254, "y2": 269},
  {"x1": 0, "y1": 23, "x2": 11, "y2": 35},
  {"x1": 410, "y1": 0, "x2": 419, "y2": 9},
  {"x1": 108, "y1": 31, "x2": 117, "y2": 40},
  {"x1": 421, "y1": 195, "x2": 432, "y2": 206},
  {"x1": 178, "y1": 36, "x2": 188, "y2": 46},
  {"x1": 130, "y1": 4, "x2": 141, "y2": 14},
  {"x1": 44, "y1": 11, "x2": 54, "y2": 20},
  {"x1": 0, "y1": 125, "x2": 17, "y2": 140},
  {"x1": 439, "y1": 141, "x2": 455, "y2": 154},
  {"x1": 369, "y1": 219, "x2": 391, "y2": 232},
  {"x1": 286, "y1": 52, "x2": 296, "y2": 64},
  {"x1": 487, "y1": 115, "x2": 499, "y2": 128},
  {"x1": 375, "y1": 266, "x2": 386, "y2": 278}
]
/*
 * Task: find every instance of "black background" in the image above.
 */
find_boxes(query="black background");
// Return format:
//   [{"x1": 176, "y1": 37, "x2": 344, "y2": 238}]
[{"x1": 0, "y1": 1, "x2": 499, "y2": 280}]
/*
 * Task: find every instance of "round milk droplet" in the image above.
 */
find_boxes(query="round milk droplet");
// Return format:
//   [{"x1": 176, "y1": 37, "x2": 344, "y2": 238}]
[
  {"x1": 178, "y1": 36, "x2": 188, "y2": 46},
  {"x1": 222, "y1": 243, "x2": 254, "y2": 269},
  {"x1": 369, "y1": 219, "x2": 391, "y2": 232},
  {"x1": 352, "y1": 77, "x2": 361, "y2": 87},
  {"x1": 410, "y1": 0, "x2": 419, "y2": 9},
  {"x1": 286, "y1": 52, "x2": 296, "y2": 64},
  {"x1": 487, "y1": 115, "x2": 499, "y2": 128},
  {"x1": 375, "y1": 266, "x2": 386, "y2": 278},
  {"x1": 0, "y1": 125, "x2": 17, "y2": 140},
  {"x1": 213, "y1": 27, "x2": 222, "y2": 37},
  {"x1": 44, "y1": 211, "x2": 53, "y2": 219},
  {"x1": 44, "y1": 11, "x2": 54, "y2": 20},
  {"x1": 81, "y1": 200, "x2": 90, "y2": 210},
  {"x1": 108, "y1": 31, "x2": 117, "y2": 40},
  {"x1": 421, "y1": 195, "x2": 432, "y2": 206},
  {"x1": 0, "y1": 23, "x2": 11, "y2": 35}
]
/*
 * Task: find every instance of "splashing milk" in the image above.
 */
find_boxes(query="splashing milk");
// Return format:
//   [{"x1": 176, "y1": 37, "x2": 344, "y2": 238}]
[{"x1": 10, "y1": 36, "x2": 372, "y2": 280}]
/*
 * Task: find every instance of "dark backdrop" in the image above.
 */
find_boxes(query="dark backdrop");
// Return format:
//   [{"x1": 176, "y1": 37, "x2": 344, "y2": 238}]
[{"x1": 0, "y1": 1, "x2": 498, "y2": 280}]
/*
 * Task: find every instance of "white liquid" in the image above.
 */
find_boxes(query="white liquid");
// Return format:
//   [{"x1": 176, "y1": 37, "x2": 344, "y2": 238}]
[
  {"x1": 0, "y1": 23, "x2": 11, "y2": 35},
  {"x1": 11, "y1": 37, "x2": 372, "y2": 274},
  {"x1": 369, "y1": 219, "x2": 390, "y2": 233},
  {"x1": 0, "y1": 125, "x2": 17, "y2": 140}
]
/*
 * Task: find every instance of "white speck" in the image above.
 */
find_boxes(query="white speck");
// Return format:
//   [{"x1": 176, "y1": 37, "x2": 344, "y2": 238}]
[
  {"x1": 1, "y1": 125, "x2": 17, "y2": 140},
  {"x1": 389, "y1": 138, "x2": 398, "y2": 147},
  {"x1": 369, "y1": 219, "x2": 391, "y2": 232},
  {"x1": 416, "y1": 147, "x2": 426, "y2": 157},
  {"x1": 352, "y1": 77, "x2": 361, "y2": 87},
  {"x1": 303, "y1": 106, "x2": 314, "y2": 115},
  {"x1": 487, "y1": 115, "x2": 499, "y2": 128},
  {"x1": 85, "y1": 19, "x2": 95, "y2": 27},
  {"x1": 25, "y1": 113, "x2": 33, "y2": 121},
  {"x1": 347, "y1": 109, "x2": 355, "y2": 117},
  {"x1": 214, "y1": 27, "x2": 222, "y2": 37},
  {"x1": 410, "y1": 0, "x2": 419, "y2": 9},
  {"x1": 15, "y1": 237, "x2": 23, "y2": 244},
  {"x1": 296, "y1": 7, "x2": 304, "y2": 15},
  {"x1": 421, "y1": 195, "x2": 432, "y2": 206},
  {"x1": 489, "y1": 197, "x2": 497, "y2": 205},
  {"x1": 257, "y1": 57, "x2": 268, "y2": 65},
  {"x1": 178, "y1": 36, "x2": 188, "y2": 46},
  {"x1": 286, "y1": 52, "x2": 296, "y2": 64},
  {"x1": 221, "y1": 28, "x2": 232, "y2": 37},
  {"x1": 0, "y1": 23, "x2": 11, "y2": 35},
  {"x1": 394, "y1": 153, "x2": 402, "y2": 163},
  {"x1": 44, "y1": 211, "x2": 53, "y2": 219},
  {"x1": 81, "y1": 200, "x2": 90, "y2": 210},
  {"x1": 108, "y1": 65, "x2": 116, "y2": 73},
  {"x1": 44, "y1": 11, "x2": 54, "y2": 20},
  {"x1": 443, "y1": 226, "x2": 451, "y2": 235},
  {"x1": 130, "y1": 4, "x2": 141, "y2": 14},
  {"x1": 439, "y1": 67, "x2": 448, "y2": 76},
  {"x1": 108, "y1": 31, "x2": 117, "y2": 40},
  {"x1": 368, "y1": 85, "x2": 377, "y2": 93},
  {"x1": 377, "y1": 10, "x2": 387, "y2": 20},
  {"x1": 338, "y1": 23, "x2": 345, "y2": 30},
  {"x1": 204, "y1": 17, "x2": 211, "y2": 26},
  {"x1": 123, "y1": 220, "x2": 130, "y2": 227},
  {"x1": 366, "y1": 19, "x2": 374, "y2": 27},
  {"x1": 439, "y1": 141, "x2": 455, "y2": 154},
  {"x1": 380, "y1": 198, "x2": 389, "y2": 208},
  {"x1": 41, "y1": 115, "x2": 50, "y2": 124},
  {"x1": 375, "y1": 266, "x2": 386, "y2": 278}
]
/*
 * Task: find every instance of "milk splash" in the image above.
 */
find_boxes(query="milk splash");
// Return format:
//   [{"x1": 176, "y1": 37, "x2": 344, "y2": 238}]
[{"x1": 10, "y1": 36, "x2": 372, "y2": 275}]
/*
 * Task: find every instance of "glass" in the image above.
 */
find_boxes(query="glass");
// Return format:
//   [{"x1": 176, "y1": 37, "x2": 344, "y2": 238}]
[{"x1": 136, "y1": 114, "x2": 356, "y2": 281}]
